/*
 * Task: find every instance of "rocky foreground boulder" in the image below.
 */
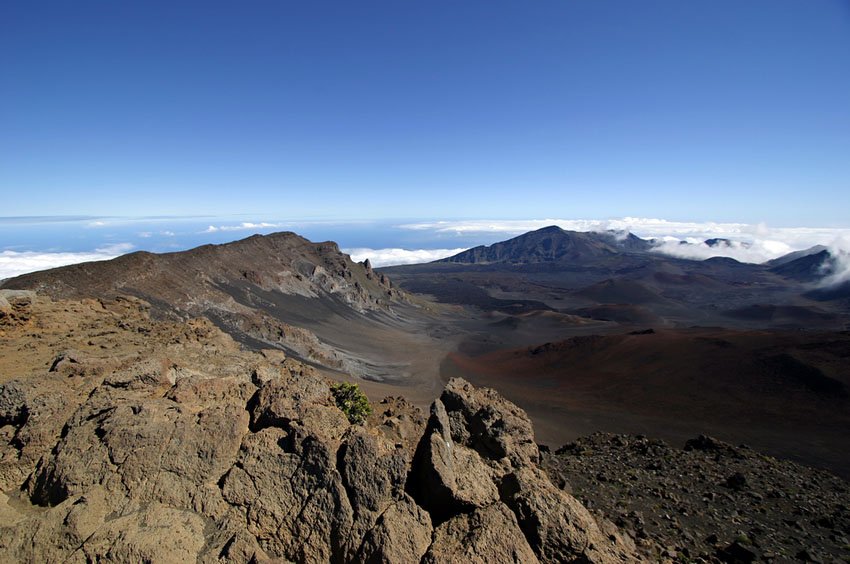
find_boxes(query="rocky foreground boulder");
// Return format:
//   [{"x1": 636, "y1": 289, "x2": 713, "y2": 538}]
[{"x1": 0, "y1": 292, "x2": 639, "y2": 563}]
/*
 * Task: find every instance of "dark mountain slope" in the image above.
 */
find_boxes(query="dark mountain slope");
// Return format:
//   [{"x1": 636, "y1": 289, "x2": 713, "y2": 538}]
[
  {"x1": 767, "y1": 245, "x2": 828, "y2": 267},
  {"x1": 806, "y1": 280, "x2": 850, "y2": 302},
  {"x1": 770, "y1": 249, "x2": 833, "y2": 282}
]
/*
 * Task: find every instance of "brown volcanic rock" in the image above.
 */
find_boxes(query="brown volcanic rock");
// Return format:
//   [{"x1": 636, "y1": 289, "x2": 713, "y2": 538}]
[
  {"x1": 0, "y1": 293, "x2": 640, "y2": 563},
  {"x1": 353, "y1": 493, "x2": 432, "y2": 563},
  {"x1": 409, "y1": 397, "x2": 500, "y2": 516},
  {"x1": 422, "y1": 502, "x2": 540, "y2": 563},
  {"x1": 501, "y1": 467, "x2": 638, "y2": 563},
  {"x1": 249, "y1": 370, "x2": 350, "y2": 441},
  {"x1": 337, "y1": 427, "x2": 431, "y2": 562},
  {"x1": 0, "y1": 290, "x2": 36, "y2": 327},
  {"x1": 369, "y1": 395, "x2": 428, "y2": 457},
  {"x1": 440, "y1": 377, "x2": 540, "y2": 466},
  {"x1": 220, "y1": 427, "x2": 355, "y2": 561}
]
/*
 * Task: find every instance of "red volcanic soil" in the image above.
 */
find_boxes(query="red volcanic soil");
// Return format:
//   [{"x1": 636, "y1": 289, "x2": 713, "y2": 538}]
[
  {"x1": 571, "y1": 303, "x2": 661, "y2": 325},
  {"x1": 443, "y1": 328, "x2": 850, "y2": 478}
]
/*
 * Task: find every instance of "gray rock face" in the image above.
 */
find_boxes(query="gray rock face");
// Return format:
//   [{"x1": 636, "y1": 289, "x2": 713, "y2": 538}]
[
  {"x1": 249, "y1": 371, "x2": 350, "y2": 441},
  {"x1": 410, "y1": 378, "x2": 637, "y2": 563},
  {"x1": 0, "y1": 381, "x2": 27, "y2": 427},
  {"x1": 423, "y1": 502, "x2": 540, "y2": 563},
  {"x1": 221, "y1": 427, "x2": 354, "y2": 562},
  {"x1": 501, "y1": 468, "x2": 635, "y2": 563},
  {"x1": 440, "y1": 377, "x2": 540, "y2": 466},
  {"x1": 0, "y1": 295, "x2": 639, "y2": 563},
  {"x1": 409, "y1": 398, "x2": 499, "y2": 520}
]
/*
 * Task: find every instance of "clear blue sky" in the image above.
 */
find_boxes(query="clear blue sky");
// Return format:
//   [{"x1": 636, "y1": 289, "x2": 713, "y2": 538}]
[{"x1": 2, "y1": 1, "x2": 849, "y2": 225}]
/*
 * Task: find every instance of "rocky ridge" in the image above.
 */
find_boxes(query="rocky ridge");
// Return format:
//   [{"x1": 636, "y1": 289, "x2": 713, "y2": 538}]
[
  {"x1": 2, "y1": 232, "x2": 405, "y2": 376},
  {"x1": 0, "y1": 290, "x2": 638, "y2": 563}
]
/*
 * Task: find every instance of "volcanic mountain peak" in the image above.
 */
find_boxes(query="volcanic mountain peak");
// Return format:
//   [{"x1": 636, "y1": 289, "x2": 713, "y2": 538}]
[
  {"x1": 437, "y1": 226, "x2": 650, "y2": 265},
  {"x1": 704, "y1": 237, "x2": 752, "y2": 249},
  {"x1": 766, "y1": 245, "x2": 829, "y2": 267},
  {"x1": 769, "y1": 249, "x2": 833, "y2": 282},
  {"x1": 1, "y1": 232, "x2": 408, "y2": 377},
  {"x1": 3, "y1": 231, "x2": 399, "y2": 309}
]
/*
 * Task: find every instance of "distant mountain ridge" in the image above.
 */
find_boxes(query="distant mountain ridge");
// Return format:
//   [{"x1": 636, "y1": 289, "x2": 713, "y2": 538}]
[
  {"x1": 383, "y1": 226, "x2": 850, "y2": 331},
  {"x1": 437, "y1": 226, "x2": 653, "y2": 265},
  {"x1": 437, "y1": 226, "x2": 841, "y2": 280}
]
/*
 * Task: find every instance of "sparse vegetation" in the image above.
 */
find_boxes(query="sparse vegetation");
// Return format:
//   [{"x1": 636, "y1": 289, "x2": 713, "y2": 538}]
[{"x1": 331, "y1": 381, "x2": 372, "y2": 424}]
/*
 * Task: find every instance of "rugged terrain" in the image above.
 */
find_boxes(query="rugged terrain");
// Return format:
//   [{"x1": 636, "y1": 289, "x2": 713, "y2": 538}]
[
  {"x1": 0, "y1": 290, "x2": 640, "y2": 562},
  {"x1": 544, "y1": 433, "x2": 850, "y2": 562},
  {"x1": 383, "y1": 226, "x2": 850, "y2": 330},
  {"x1": 383, "y1": 226, "x2": 850, "y2": 480},
  {"x1": 2, "y1": 231, "x2": 458, "y2": 388},
  {"x1": 2, "y1": 228, "x2": 850, "y2": 561},
  {"x1": 4, "y1": 228, "x2": 850, "y2": 481}
]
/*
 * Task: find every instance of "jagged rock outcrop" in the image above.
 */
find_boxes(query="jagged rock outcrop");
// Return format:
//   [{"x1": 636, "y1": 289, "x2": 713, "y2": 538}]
[
  {"x1": 409, "y1": 378, "x2": 637, "y2": 563},
  {"x1": 0, "y1": 293, "x2": 640, "y2": 562}
]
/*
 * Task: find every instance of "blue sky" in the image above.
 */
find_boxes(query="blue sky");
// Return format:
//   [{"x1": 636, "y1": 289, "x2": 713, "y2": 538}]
[{"x1": 2, "y1": 1, "x2": 849, "y2": 225}]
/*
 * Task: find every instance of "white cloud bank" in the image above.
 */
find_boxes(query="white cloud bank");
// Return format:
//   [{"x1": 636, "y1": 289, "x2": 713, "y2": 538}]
[
  {"x1": 344, "y1": 248, "x2": 469, "y2": 267},
  {"x1": 820, "y1": 234, "x2": 850, "y2": 288},
  {"x1": 203, "y1": 222, "x2": 284, "y2": 233},
  {"x1": 0, "y1": 243, "x2": 134, "y2": 281}
]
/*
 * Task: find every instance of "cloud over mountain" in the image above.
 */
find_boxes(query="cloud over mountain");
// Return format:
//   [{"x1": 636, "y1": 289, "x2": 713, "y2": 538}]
[{"x1": 0, "y1": 243, "x2": 134, "y2": 280}]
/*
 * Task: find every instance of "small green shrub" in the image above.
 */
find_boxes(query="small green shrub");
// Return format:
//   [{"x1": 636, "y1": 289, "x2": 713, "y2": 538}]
[{"x1": 331, "y1": 382, "x2": 372, "y2": 424}]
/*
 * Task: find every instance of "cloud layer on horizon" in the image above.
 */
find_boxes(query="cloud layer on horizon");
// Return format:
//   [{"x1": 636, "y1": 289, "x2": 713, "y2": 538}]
[
  {"x1": 344, "y1": 247, "x2": 468, "y2": 267},
  {"x1": 203, "y1": 222, "x2": 284, "y2": 233},
  {"x1": 0, "y1": 243, "x2": 134, "y2": 281}
]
